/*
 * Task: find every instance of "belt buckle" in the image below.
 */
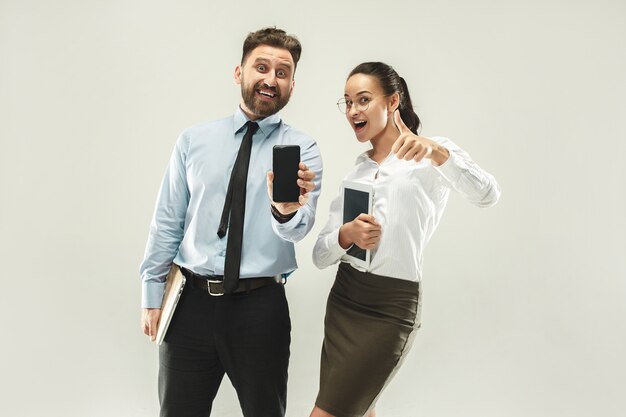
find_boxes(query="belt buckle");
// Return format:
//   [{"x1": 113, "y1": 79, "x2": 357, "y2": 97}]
[{"x1": 207, "y1": 279, "x2": 224, "y2": 296}]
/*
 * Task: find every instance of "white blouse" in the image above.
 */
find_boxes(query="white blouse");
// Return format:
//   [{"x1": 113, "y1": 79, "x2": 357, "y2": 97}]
[{"x1": 312, "y1": 136, "x2": 501, "y2": 282}]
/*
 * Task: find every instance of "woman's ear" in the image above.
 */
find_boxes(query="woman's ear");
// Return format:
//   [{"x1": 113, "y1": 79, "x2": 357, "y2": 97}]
[{"x1": 388, "y1": 92, "x2": 400, "y2": 113}]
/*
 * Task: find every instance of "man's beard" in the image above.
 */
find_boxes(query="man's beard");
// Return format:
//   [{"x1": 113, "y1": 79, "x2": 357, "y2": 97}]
[{"x1": 241, "y1": 78, "x2": 291, "y2": 118}]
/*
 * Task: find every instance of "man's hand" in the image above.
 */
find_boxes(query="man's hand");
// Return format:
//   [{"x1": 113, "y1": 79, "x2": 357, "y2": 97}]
[
  {"x1": 266, "y1": 161, "x2": 316, "y2": 215},
  {"x1": 392, "y1": 110, "x2": 449, "y2": 166},
  {"x1": 339, "y1": 213, "x2": 381, "y2": 250},
  {"x1": 142, "y1": 308, "x2": 162, "y2": 342}
]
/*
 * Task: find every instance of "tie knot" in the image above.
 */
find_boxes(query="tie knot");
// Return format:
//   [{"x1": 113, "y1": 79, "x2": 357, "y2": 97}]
[{"x1": 245, "y1": 121, "x2": 259, "y2": 136}]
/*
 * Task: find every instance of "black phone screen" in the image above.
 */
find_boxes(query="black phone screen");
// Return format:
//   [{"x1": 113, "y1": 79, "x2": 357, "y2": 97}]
[{"x1": 272, "y1": 145, "x2": 301, "y2": 202}]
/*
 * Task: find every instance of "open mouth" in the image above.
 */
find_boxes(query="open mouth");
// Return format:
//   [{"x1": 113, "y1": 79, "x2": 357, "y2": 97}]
[
  {"x1": 354, "y1": 120, "x2": 367, "y2": 132},
  {"x1": 256, "y1": 89, "x2": 277, "y2": 101}
]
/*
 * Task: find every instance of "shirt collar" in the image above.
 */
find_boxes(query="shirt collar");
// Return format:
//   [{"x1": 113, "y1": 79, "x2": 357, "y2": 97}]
[
  {"x1": 233, "y1": 106, "x2": 282, "y2": 137},
  {"x1": 355, "y1": 149, "x2": 396, "y2": 165},
  {"x1": 355, "y1": 151, "x2": 371, "y2": 164}
]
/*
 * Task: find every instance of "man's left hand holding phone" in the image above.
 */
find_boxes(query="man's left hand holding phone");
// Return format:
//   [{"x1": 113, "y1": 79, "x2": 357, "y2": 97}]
[{"x1": 266, "y1": 145, "x2": 317, "y2": 220}]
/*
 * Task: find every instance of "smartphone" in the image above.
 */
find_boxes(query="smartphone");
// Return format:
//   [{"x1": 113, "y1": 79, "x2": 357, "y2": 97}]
[{"x1": 272, "y1": 145, "x2": 301, "y2": 202}]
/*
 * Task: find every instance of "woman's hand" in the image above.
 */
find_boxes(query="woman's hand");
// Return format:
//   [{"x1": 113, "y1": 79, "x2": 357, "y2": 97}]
[
  {"x1": 392, "y1": 110, "x2": 449, "y2": 166},
  {"x1": 339, "y1": 213, "x2": 381, "y2": 250}
]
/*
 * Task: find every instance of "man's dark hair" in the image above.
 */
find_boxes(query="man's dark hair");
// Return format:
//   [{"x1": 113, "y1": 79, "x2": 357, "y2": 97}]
[{"x1": 241, "y1": 27, "x2": 302, "y2": 70}]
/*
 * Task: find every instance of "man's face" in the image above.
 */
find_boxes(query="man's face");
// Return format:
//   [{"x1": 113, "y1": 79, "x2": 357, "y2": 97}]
[{"x1": 235, "y1": 45, "x2": 296, "y2": 119}]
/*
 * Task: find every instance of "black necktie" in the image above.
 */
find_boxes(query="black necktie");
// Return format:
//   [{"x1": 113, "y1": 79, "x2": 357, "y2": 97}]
[{"x1": 217, "y1": 121, "x2": 259, "y2": 294}]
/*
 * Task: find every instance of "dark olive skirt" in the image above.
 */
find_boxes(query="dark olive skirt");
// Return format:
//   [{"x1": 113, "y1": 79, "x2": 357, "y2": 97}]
[{"x1": 315, "y1": 262, "x2": 421, "y2": 417}]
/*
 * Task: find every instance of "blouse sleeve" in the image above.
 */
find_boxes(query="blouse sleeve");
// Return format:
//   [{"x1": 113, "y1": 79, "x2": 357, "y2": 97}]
[
  {"x1": 312, "y1": 185, "x2": 349, "y2": 269},
  {"x1": 432, "y1": 136, "x2": 501, "y2": 208}
]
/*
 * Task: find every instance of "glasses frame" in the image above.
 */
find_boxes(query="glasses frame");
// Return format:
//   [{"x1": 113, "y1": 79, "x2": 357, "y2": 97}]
[{"x1": 336, "y1": 95, "x2": 390, "y2": 114}]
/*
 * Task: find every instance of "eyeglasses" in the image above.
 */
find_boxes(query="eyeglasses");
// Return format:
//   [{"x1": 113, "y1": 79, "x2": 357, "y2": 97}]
[
  {"x1": 337, "y1": 96, "x2": 373, "y2": 114},
  {"x1": 337, "y1": 95, "x2": 389, "y2": 114}
]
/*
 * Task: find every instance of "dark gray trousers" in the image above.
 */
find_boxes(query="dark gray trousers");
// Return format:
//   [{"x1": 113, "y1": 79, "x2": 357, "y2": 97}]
[{"x1": 158, "y1": 280, "x2": 291, "y2": 417}]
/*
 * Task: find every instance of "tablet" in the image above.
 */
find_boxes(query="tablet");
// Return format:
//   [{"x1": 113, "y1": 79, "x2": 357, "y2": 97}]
[
  {"x1": 342, "y1": 180, "x2": 374, "y2": 269},
  {"x1": 155, "y1": 264, "x2": 186, "y2": 345}
]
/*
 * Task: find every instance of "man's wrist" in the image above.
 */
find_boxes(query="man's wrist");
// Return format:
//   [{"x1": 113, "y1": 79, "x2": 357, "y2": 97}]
[{"x1": 271, "y1": 204, "x2": 297, "y2": 223}]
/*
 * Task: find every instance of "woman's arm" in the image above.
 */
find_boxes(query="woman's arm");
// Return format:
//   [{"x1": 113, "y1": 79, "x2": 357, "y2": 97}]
[
  {"x1": 432, "y1": 136, "x2": 501, "y2": 208},
  {"x1": 312, "y1": 190, "x2": 347, "y2": 269}
]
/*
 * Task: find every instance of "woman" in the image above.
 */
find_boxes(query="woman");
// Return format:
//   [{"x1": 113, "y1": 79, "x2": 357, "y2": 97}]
[{"x1": 310, "y1": 62, "x2": 501, "y2": 417}]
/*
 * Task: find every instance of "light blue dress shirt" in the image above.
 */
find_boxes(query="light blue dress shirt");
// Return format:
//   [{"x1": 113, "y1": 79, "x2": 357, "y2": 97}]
[{"x1": 140, "y1": 107, "x2": 323, "y2": 308}]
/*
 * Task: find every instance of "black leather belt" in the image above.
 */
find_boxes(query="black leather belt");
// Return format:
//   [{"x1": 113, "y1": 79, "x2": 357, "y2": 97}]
[{"x1": 181, "y1": 268, "x2": 282, "y2": 296}]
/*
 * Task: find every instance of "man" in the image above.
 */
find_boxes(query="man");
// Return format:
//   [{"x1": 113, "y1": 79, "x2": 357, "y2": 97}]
[{"x1": 140, "y1": 27, "x2": 322, "y2": 417}]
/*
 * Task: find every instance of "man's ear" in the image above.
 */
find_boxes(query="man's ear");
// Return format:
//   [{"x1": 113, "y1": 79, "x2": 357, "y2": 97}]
[
  {"x1": 289, "y1": 79, "x2": 295, "y2": 97},
  {"x1": 234, "y1": 65, "x2": 242, "y2": 85},
  {"x1": 388, "y1": 92, "x2": 400, "y2": 113}
]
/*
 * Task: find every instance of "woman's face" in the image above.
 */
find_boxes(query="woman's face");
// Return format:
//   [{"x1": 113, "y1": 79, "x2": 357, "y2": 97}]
[{"x1": 343, "y1": 73, "x2": 394, "y2": 143}]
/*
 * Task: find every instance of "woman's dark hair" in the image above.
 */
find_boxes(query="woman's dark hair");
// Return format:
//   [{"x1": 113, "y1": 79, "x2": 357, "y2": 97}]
[{"x1": 349, "y1": 62, "x2": 421, "y2": 134}]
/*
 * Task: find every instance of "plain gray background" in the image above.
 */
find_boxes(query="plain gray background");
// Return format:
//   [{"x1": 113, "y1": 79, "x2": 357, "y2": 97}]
[{"x1": 1, "y1": 0, "x2": 625, "y2": 416}]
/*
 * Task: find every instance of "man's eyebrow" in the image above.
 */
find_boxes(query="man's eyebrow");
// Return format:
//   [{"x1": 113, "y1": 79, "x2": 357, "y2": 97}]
[
  {"x1": 276, "y1": 61, "x2": 293, "y2": 70},
  {"x1": 252, "y1": 57, "x2": 293, "y2": 70}
]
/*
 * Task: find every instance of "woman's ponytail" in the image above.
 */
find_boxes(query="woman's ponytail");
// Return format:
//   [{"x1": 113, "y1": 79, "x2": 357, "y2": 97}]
[{"x1": 398, "y1": 77, "x2": 421, "y2": 135}]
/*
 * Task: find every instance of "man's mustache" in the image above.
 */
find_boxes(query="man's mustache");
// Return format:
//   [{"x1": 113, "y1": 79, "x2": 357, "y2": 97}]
[{"x1": 255, "y1": 82, "x2": 280, "y2": 97}]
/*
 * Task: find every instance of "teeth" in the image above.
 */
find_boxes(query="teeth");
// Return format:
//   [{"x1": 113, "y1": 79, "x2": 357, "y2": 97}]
[
  {"x1": 355, "y1": 121, "x2": 366, "y2": 127},
  {"x1": 259, "y1": 90, "x2": 276, "y2": 97}
]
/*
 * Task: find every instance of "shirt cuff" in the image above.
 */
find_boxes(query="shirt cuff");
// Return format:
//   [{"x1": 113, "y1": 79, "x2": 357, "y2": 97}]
[
  {"x1": 433, "y1": 150, "x2": 463, "y2": 184},
  {"x1": 142, "y1": 280, "x2": 167, "y2": 309},
  {"x1": 327, "y1": 228, "x2": 351, "y2": 259}
]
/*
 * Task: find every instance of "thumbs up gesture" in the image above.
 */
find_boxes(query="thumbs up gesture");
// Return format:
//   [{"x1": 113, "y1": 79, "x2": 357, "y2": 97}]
[{"x1": 391, "y1": 110, "x2": 449, "y2": 165}]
